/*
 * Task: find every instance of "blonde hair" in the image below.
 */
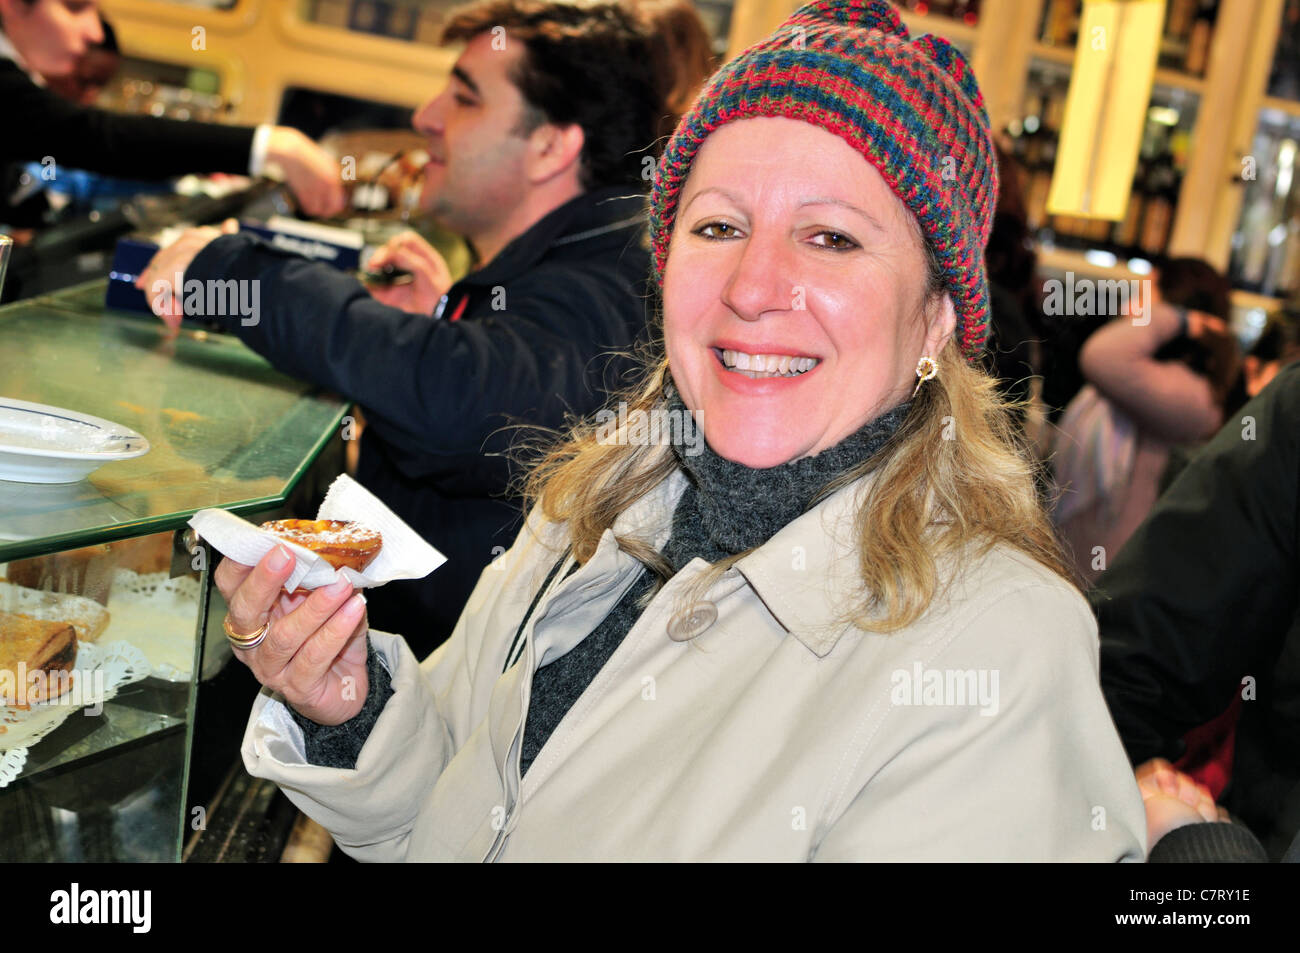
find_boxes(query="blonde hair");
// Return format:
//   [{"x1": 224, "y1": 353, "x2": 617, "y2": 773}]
[{"x1": 522, "y1": 331, "x2": 1079, "y2": 633}]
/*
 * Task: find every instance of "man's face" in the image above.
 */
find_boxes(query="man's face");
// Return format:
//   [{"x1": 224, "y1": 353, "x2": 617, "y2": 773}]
[
  {"x1": 2, "y1": 0, "x2": 102, "y2": 78},
  {"x1": 412, "y1": 31, "x2": 536, "y2": 238}
]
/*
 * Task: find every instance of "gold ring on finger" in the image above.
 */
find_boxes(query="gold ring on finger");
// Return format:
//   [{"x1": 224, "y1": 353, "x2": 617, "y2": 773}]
[{"x1": 223, "y1": 614, "x2": 270, "y2": 651}]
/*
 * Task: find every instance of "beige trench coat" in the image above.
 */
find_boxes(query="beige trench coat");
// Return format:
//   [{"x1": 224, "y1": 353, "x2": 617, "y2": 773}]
[{"x1": 242, "y1": 467, "x2": 1147, "y2": 861}]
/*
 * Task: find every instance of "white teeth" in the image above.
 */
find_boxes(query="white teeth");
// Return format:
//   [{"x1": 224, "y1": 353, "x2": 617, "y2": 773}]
[{"x1": 718, "y1": 349, "x2": 821, "y2": 378}]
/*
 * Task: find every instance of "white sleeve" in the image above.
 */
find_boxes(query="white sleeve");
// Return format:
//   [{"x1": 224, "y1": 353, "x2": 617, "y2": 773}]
[
  {"x1": 240, "y1": 630, "x2": 456, "y2": 862},
  {"x1": 247, "y1": 124, "x2": 273, "y2": 177}
]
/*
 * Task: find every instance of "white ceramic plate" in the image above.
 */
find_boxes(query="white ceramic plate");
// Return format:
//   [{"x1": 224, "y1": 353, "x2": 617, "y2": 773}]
[{"x1": 0, "y1": 398, "x2": 150, "y2": 484}]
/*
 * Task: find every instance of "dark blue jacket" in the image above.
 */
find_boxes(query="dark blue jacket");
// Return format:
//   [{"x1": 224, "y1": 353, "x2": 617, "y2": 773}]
[{"x1": 186, "y1": 186, "x2": 653, "y2": 655}]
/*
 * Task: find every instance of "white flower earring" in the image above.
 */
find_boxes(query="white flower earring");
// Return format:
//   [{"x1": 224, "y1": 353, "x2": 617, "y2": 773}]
[{"x1": 911, "y1": 355, "x2": 938, "y2": 399}]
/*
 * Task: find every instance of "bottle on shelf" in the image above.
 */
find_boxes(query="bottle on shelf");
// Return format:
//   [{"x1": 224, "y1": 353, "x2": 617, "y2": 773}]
[
  {"x1": 1278, "y1": 218, "x2": 1300, "y2": 299},
  {"x1": 1184, "y1": 0, "x2": 1217, "y2": 76},
  {"x1": 1110, "y1": 155, "x2": 1148, "y2": 255},
  {"x1": 1235, "y1": 179, "x2": 1277, "y2": 292},
  {"x1": 1165, "y1": 0, "x2": 1196, "y2": 43},
  {"x1": 1137, "y1": 154, "x2": 1178, "y2": 258},
  {"x1": 1040, "y1": 0, "x2": 1079, "y2": 47}
]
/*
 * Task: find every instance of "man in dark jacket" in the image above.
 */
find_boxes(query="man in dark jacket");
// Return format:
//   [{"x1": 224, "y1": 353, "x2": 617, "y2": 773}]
[
  {"x1": 1095, "y1": 361, "x2": 1300, "y2": 860},
  {"x1": 139, "y1": 0, "x2": 662, "y2": 656},
  {"x1": 0, "y1": 0, "x2": 343, "y2": 216}
]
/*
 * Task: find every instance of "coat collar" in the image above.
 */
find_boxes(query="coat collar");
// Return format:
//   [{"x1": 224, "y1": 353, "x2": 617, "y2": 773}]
[
  {"x1": 456, "y1": 185, "x2": 647, "y2": 290},
  {"x1": 0, "y1": 29, "x2": 40, "y2": 83},
  {"x1": 605, "y1": 464, "x2": 880, "y2": 659}
]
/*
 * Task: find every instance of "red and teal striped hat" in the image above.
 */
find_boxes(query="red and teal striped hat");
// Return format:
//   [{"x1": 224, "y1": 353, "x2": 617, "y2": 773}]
[{"x1": 649, "y1": 0, "x2": 998, "y2": 359}]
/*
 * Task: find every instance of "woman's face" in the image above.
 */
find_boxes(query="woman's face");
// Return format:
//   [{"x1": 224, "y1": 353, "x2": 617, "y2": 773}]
[{"x1": 663, "y1": 117, "x2": 955, "y2": 469}]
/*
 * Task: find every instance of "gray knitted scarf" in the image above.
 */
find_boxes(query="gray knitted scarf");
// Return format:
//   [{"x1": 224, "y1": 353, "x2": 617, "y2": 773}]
[
  {"x1": 661, "y1": 379, "x2": 912, "y2": 566},
  {"x1": 519, "y1": 381, "x2": 913, "y2": 775}
]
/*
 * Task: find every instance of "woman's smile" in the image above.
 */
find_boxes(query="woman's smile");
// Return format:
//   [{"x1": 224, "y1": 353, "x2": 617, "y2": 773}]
[{"x1": 710, "y1": 345, "x2": 823, "y2": 380}]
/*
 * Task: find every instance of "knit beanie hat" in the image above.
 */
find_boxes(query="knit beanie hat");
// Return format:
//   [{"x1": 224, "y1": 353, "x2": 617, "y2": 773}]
[{"x1": 648, "y1": 0, "x2": 998, "y2": 359}]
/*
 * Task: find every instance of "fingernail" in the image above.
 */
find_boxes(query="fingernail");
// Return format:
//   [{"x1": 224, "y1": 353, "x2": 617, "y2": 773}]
[
  {"x1": 328, "y1": 576, "x2": 352, "y2": 596},
  {"x1": 269, "y1": 545, "x2": 292, "y2": 571},
  {"x1": 344, "y1": 592, "x2": 366, "y2": 617}
]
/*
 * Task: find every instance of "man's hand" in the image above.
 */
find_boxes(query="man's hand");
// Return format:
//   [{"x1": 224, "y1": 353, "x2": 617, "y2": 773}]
[
  {"x1": 363, "y1": 229, "x2": 453, "y2": 315},
  {"x1": 135, "y1": 219, "x2": 239, "y2": 330},
  {"x1": 1136, "y1": 758, "x2": 1229, "y2": 852},
  {"x1": 1186, "y1": 309, "x2": 1229, "y2": 341},
  {"x1": 265, "y1": 126, "x2": 347, "y2": 219}
]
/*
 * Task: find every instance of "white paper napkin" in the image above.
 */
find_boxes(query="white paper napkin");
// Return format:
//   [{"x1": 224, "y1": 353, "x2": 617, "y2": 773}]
[{"x1": 187, "y1": 474, "x2": 445, "y2": 591}]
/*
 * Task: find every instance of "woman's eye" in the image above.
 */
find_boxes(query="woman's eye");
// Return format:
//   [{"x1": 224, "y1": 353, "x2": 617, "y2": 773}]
[
  {"x1": 810, "y1": 231, "x2": 858, "y2": 250},
  {"x1": 454, "y1": 94, "x2": 477, "y2": 107},
  {"x1": 695, "y1": 221, "x2": 740, "y2": 240}
]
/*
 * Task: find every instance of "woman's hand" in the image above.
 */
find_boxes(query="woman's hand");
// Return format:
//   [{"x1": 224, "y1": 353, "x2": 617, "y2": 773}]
[
  {"x1": 1136, "y1": 758, "x2": 1229, "y2": 851},
  {"x1": 363, "y1": 229, "x2": 452, "y2": 315},
  {"x1": 216, "y1": 546, "x2": 370, "y2": 725}
]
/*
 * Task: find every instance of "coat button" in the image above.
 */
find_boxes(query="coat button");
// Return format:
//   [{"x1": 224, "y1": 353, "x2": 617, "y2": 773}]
[{"x1": 667, "y1": 601, "x2": 718, "y2": 642}]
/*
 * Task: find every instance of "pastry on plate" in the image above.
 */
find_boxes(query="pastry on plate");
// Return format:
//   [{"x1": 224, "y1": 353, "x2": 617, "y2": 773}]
[{"x1": 0, "y1": 610, "x2": 78, "y2": 707}]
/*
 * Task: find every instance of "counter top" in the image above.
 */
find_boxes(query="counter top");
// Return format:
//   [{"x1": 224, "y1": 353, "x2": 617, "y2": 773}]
[{"x1": 0, "y1": 281, "x2": 349, "y2": 561}]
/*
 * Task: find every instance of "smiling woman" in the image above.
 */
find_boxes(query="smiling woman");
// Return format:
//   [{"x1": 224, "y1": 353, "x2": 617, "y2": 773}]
[{"x1": 223, "y1": 0, "x2": 1149, "y2": 862}]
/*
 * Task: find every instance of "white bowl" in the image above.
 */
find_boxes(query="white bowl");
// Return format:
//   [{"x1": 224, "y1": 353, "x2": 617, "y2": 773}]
[{"x1": 0, "y1": 398, "x2": 150, "y2": 484}]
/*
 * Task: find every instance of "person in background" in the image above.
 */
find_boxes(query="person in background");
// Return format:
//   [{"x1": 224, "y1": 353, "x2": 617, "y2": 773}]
[
  {"x1": 1097, "y1": 361, "x2": 1300, "y2": 861},
  {"x1": 138, "y1": 0, "x2": 663, "y2": 658},
  {"x1": 1139, "y1": 757, "x2": 1271, "y2": 862},
  {"x1": 1242, "y1": 302, "x2": 1300, "y2": 399},
  {"x1": 1158, "y1": 296, "x2": 1298, "y2": 494},
  {"x1": 3, "y1": 12, "x2": 174, "y2": 228},
  {"x1": 630, "y1": 0, "x2": 718, "y2": 144},
  {"x1": 0, "y1": 0, "x2": 344, "y2": 217},
  {"x1": 1049, "y1": 258, "x2": 1239, "y2": 585}
]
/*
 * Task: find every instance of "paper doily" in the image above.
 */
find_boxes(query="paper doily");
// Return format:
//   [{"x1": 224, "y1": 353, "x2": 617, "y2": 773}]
[
  {"x1": 106, "y1": 570, "x2": 200, "y2": 681},
  {"x1": 0, "y1": 640, "x2": 152, "y2": 787}
]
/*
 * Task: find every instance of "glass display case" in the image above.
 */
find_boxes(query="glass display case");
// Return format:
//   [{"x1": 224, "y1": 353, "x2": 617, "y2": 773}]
[{"x1": 0, "y1": 282, "x2": 349, "y2": 861}]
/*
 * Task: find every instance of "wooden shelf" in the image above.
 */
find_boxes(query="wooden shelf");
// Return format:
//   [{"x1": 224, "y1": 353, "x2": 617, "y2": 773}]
[
  {"x1": 898, "y1": 10, "x2": 979, "y2": 47},
  {"x1": 1029, "y1": 42, "x2": 1206, "y2": 95}
]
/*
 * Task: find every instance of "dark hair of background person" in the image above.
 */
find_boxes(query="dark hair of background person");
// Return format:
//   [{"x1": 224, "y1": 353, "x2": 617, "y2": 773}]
[
  {"x1": 626, "y1": 0, "x2": 718, "y2": 145},
  {"x1": 983, "y1": 144, "x2": 1041, "y2": 424},
  {"x1": 441, "y1": 0, "x2": 663, "y2": 190},
  {"x1": 96, "y1": 12, "x2": 118, "y2": 54},
  {"x1": 1152, "y1": 257, "x2": 1241, "y2": 411},
  {"x1": 1250, "y1": 306, "x2": 1300, "y2": 364},
  {"x1": 1228, "y1": 304, "x2": 1300, "y2": 413},
  {"x1": 996, "y1": 138, "x2": 1110, "y2": 423}
]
